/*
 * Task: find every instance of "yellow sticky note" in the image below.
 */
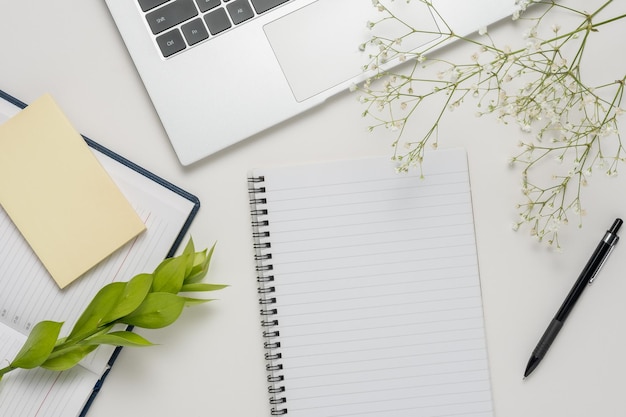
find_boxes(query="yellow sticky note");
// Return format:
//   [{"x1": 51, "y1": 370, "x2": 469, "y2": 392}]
[{"x1": 0, "y1": 94, "x2": 146, "y2": 288}]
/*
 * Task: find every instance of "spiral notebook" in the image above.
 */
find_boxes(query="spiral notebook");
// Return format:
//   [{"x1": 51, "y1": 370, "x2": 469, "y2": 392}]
[{"x1": 248, "y1": 149, "x2": 494, "y2": 417}]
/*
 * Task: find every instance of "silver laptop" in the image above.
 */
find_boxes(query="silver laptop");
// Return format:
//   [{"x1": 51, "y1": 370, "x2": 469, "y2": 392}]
[{"x1": 104, "y1": 0, "x2": 516, "y2": 165}]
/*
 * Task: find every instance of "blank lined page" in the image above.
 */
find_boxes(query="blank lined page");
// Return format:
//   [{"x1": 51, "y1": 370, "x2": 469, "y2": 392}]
[
  {"x1": 0, "y1": 95, "x2": 199, "y2": 417},
  {"x1": 250, "y1": 149, "x2": 493, "y2": 417}
]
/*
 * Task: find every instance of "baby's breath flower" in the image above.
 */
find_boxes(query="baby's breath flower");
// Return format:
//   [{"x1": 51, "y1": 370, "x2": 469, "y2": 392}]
[{"x1": 358, "y1": 0, "x2": 626, "y2": 246}]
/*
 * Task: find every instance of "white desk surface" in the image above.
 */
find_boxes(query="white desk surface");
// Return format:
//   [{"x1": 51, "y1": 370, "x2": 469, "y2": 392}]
[{"x1": 1, "y1": 1, "x2": 626, "y2": 416}]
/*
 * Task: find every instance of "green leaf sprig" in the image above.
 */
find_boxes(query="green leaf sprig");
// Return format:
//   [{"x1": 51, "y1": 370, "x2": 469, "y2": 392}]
[{"x1": 0, "y1": 238, "x2": 225, "y2": 381}]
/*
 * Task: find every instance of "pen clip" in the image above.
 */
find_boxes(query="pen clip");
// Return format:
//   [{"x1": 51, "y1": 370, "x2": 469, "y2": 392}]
[{"x1": 589, "y1": 244, "x2": 615, "y2": 284}]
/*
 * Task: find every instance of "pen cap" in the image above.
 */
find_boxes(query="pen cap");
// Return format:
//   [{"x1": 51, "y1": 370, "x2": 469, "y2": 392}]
[{"x1": 609, "y1": 218, "x2": 623, "y2": 234}]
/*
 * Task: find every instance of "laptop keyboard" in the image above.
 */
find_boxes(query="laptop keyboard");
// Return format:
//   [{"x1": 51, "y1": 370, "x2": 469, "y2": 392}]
[{"x1": 139, "y1": 0, "x2": 293, "y2": 58}]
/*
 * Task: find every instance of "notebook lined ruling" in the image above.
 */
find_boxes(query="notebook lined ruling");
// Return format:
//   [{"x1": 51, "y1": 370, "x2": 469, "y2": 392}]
[
  {"x1": 248, "y1": 149, "x2": 494, "y2": 417},
  {"x1": 0, "y1": 90, "x2": 200, "y2": 417}
]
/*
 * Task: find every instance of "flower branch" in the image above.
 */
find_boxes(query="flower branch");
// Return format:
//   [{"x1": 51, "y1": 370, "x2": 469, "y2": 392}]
[{"x1": 357, "y1": 0, "x2": 626, "y2": 248}]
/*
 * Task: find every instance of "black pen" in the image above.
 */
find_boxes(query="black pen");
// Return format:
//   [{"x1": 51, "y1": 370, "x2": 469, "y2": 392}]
[{"x1": 523, "y1": 218, "x2": 623, "y2": 378}]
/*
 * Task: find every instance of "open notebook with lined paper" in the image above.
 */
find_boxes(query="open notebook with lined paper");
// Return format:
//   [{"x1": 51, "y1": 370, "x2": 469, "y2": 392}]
[
  {"x1": 248, "y1": 149, "x2": 494, "y2": 417},
  {"x1": 0, "y1": 90, "x2": 199, "y2": 417}
]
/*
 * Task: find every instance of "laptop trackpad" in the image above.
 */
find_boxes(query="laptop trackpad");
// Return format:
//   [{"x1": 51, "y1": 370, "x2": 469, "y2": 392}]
[{"x1": 264, "y1": 0, "x2": 441, "y2": 102}]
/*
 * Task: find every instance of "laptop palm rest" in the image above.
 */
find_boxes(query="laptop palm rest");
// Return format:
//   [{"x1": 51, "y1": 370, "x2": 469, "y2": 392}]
[{"x1": 264, "y1": 0, "x2": 441, "y2": 103}]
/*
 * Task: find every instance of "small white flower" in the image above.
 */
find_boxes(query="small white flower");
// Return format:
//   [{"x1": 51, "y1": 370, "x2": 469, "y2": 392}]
[
  {"x1": 478, "y1": 26, "x2": 488, "y2": 36},
  {"x1": 523, "y1": 26, "x2": 538, "y2": 40}
]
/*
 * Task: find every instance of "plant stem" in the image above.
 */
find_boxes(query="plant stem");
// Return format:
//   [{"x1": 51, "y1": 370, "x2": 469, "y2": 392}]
[{"x1": 0, "y1": 365, "x2": 15, "y2": 378}]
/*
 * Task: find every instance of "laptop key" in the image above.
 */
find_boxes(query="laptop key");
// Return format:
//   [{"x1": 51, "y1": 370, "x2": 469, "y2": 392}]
[
  {"x1": 204, "y1": 8, "x2": 232, "y2": 35},
  {"x1": 182, "y1": 18, "x2": 210, "y2": 45},
  {"x1": 227, "y1": 0, "x2": 254, "y2": 25},
  {"x1": 138, "y1": 0, "x2": 169, "y2": 12},
  {"x1": 195, "y1": 0, "x2": 221, "y2": 13},
  {"x1": 146, "y1": 0, "x2": 198, "y2": 35},
  {"x1": 156, "y1": 29, "x2": 187, "y2": 57},
  {"x1": 250, "y1": 0, "x2": 289, "y2": 14}
]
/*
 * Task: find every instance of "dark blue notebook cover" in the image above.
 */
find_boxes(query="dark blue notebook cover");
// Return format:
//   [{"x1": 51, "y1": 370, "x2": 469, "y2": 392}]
[{"x1": 0, "y1": 88, "x2": 200, "y2": 417}]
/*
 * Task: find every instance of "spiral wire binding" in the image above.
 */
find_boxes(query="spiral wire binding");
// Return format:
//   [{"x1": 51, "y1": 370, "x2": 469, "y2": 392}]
[{"x1": 248, "y1": 175, "x2": 287, "y2": 416}]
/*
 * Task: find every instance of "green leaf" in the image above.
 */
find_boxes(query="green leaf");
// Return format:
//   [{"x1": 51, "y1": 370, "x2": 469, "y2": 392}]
[
  {"x1": 180, "y1": 283, "x2": 228, "y2": 292},
  {"x1": 120, "y1": 293, "x2": 186, "y2": 329},
  {"x1": 152, "y1": 256, "x2": 188, "y2": 294},
  {"x1": 184, "y1": 244, "x2": 215, "y2": 285},
  {"x1": 182, "y1": 238, "x2": 196, "y2": 277},
  {"x1": 67, "y1": 282, "x2": 125, "y2": 342},
  {"x1": 182, "y1": 237, "x2": 195, "y2": 256},
  {"x1": 181, "y1": 297, "x2": 213, "y2": 306},
  {"x1": 102, "y1": 273, "x2": 153, "y2": 323},
  {"x1": 11, "y1": 321, "x2": 63, "y2": 369},
  {"x1": 41, "y1": 345, "x2": 98, "y2": 371},
  {"x1": 54, "y1": 336, "x2": 68, "y2": 347},
  {"x1": 85, "y1": 331, "x2": 155, "y2": 347}
]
